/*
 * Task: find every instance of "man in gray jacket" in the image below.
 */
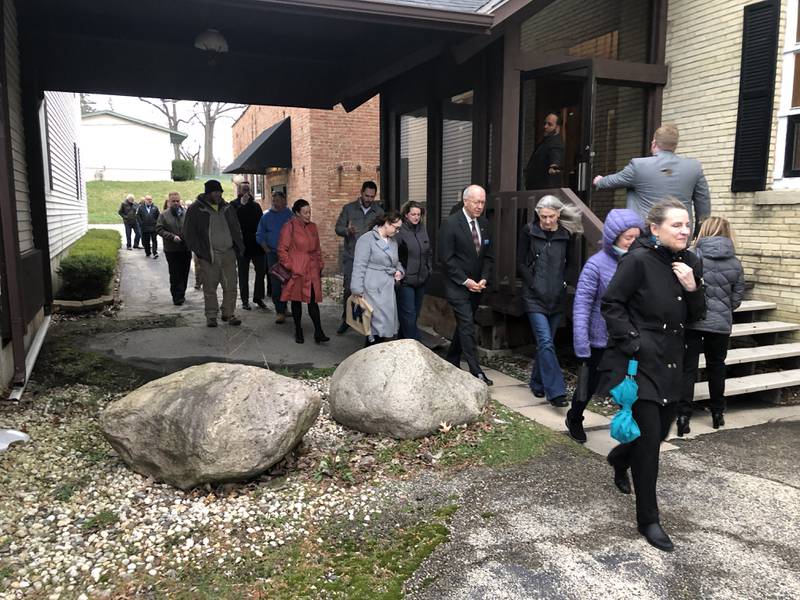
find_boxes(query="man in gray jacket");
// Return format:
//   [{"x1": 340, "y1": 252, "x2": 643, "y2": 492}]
[
  {"x1": 334, "y1": 180, "x2": 384, "y2": 334},
  {"x1": 183, "y1": 180, "x2": 245, "y2": 328},
  {"x1": 593, "y1": 124, "x2": 711, "y2": 230}
]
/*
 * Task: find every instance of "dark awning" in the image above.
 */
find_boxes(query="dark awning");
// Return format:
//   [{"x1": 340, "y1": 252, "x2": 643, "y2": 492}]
[{"x1": 224, "y1": 118, "x2": 291, "y2": 174}]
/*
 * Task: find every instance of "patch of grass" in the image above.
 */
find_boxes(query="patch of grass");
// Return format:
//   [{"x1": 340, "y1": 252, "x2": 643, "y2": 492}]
[
  {"x1": 52, "y1": 476, "x2": 90, "y2": 502},
  {"x1": 480, "y1": 511, "x2": 496, "y2": 520},
  {"x1": 441, "y1": 402, "x2": 555, "y2": 467},
  {"x1": 313, "y1": 448, "x2": 355, "y2": 484},
  {"x1": 33, "y1": 317, "x2": 182, "y2": 393},
  {"x1": 434, "y1": 504, "x2": 459, "y2": 521},
  {"x1": 87, "y1": 180, "x2": 239, "y2": 224},
  {"x1": 82, "y1": 509, "x2": 118, "y2": 532}
]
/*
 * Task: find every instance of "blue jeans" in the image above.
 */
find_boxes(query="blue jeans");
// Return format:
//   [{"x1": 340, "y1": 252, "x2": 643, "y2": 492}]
[
  {"x1": 396, "y1": 284, "x2": 426, "y2": 340},
  {"x1": 266, "y1": 251, "x2": 287, "y2": 314},
  {"x1": 527, "y1": 312, "x2": 566, "y2": 400}
]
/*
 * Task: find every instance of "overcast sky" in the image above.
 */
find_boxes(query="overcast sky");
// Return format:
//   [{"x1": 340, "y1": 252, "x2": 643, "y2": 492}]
[{"x1": 85, "y1": 94, "x2": 243, "y2": 167}]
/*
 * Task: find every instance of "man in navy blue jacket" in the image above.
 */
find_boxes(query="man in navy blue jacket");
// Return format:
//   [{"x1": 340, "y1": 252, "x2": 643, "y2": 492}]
[{"x1": 257, "y1": 190, "x2": 294, "y2": 322}]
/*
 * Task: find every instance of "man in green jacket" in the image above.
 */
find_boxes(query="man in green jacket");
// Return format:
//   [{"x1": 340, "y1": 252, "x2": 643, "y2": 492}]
[{"x1": 183, "y1": 180, "x2": 245, "y2": 327}]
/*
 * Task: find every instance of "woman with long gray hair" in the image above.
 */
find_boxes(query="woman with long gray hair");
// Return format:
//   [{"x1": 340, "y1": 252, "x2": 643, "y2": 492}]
[{"x1": 517, "y1": 195, "x2": 579, "y2": 406}]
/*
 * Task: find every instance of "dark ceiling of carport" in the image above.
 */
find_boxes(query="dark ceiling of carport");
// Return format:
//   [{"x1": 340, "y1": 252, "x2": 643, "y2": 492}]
[{"x1": 21, "y1": 0, "x2": 489, "y2": 109}]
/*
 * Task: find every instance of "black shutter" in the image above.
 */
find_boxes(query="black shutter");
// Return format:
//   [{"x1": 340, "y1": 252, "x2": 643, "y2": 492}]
[{"x1": 731, "y1": 0, "x2": 780, "y2": 193}]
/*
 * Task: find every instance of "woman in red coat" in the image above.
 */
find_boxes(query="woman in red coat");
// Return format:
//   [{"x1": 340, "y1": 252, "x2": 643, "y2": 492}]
[{"x1": 278, "y1": 199, "x2": 329, "y2": 344}]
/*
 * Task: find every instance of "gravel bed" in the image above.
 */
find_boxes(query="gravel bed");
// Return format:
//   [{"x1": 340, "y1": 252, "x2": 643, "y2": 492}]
[{"x1": 0, "y1": 378, "x2": 394, "y2": 599}]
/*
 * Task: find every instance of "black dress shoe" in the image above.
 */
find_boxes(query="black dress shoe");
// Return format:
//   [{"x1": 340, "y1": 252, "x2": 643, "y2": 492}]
[
  {"x1": 607, "y1": 455, "x2": 632, "y2": 494},
  {"x1": 475, "y1": 372, "x2": 493, "y2": 386},
  {"x1": 254, "y1": 299, "x2": 268, "y2": 309},
  {"x1": 712, "y1": 412, "x2": 725, "y2": 429},
  {"x1": 314, "y1": 332, "x2": 330, "y2": 344},
  {"x1": 242, "y1": 302, "x2": 252, "y2": 310},
  {"x1": 676, "y1": 415, "x2": 691, "y2": 437},
  {"x1": 336, "y1": 322, "x2": 349, "y2": 335},
  {"x1": 637, "y1": 522, "x2": 674, "y2": 552},
  {"x1": 295, "y1": 329, "x2": 305, "y2": 344},
  {"x1": 549, "y1": 395, "x2": 568, "y2": 407}
]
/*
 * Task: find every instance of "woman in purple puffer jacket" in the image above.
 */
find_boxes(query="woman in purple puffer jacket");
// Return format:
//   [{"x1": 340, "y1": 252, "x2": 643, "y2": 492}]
[{"x1": 566, "y1": 209, "x2": 644, "y2": 443}]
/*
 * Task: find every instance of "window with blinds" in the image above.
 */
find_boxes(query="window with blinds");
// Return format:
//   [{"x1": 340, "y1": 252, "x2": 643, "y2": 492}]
[
  {"x1": 399, "y1": 109, "x2": 428, "y2": 208},
  {"x1": 441, "y1": 91, "x2": 473, "y2": 220}
]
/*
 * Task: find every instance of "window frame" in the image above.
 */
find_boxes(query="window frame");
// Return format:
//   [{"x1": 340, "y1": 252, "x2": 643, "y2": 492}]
[{"x1": 774, "y1": 0, "x2": 800, "y2": 187}]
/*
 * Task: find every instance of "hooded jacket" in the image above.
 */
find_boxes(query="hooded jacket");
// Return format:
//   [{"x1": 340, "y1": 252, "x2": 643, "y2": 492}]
[
  {"x1": 687, "y1": 236, "x2": 745, "y2": 334},
  {"x1": 598, "y1": 236, "x2": 706, "y2": 405},
  {"x1": 572, "y1": 209, "x2": 644, "y2": 358},
  {"x1": 182, "y1": 194, "x2": 244, "y2": 262}
]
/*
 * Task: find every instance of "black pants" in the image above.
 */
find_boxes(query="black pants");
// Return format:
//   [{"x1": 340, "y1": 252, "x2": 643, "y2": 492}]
[
  {"x1": 569, "y1": 347, "x2": 605, "y2": 415},
  {"x1": 291, "y1": 285, "x2": 323, "y2": 334},
  {"x1": 124, "y1": 222, "x2": 141, "y2": 248},
  {"x1": 340, "y1": 268, "x2": 352, "y2": 322},
  {"x1": 141, "y1": 231, "x2": 158, "y2": 256},
  {"x1": 237, "y1": 254, "x2": 266, "y2": 304},
  {"x1": 165, "y1": 250, "x2": 191, "y2": 303},
  {"x1": 608, "y1": 400, "x2": 677, "y2": 526},
  {"x1": 446, "y1": 293, "x2": 482, "y2": 375},
  {"x1": 681, "y1": 329, "x2": 730, "y2": 417}
]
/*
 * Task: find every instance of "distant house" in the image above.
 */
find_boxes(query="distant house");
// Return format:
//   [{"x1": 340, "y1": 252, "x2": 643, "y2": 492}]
[{"x1": 80, "y1": 110, "x2": 187, "y2": 181}]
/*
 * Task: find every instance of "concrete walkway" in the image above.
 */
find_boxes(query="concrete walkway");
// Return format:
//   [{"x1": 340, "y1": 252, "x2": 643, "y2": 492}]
[
  {"x1": 486, "y1": 366, "x2": 800, "y2": 455},
  {"x1": 88, "y1": 225, "x2": 365, "y2": 373}
]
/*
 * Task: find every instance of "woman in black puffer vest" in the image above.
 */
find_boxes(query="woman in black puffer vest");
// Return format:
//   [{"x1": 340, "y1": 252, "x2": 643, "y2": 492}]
[{"x1": 678, "y1": 217, "x2": 745, "y2": 434}]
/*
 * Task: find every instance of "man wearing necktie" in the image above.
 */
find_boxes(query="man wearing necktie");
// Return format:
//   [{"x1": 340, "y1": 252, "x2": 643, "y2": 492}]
[{"x1": 438, "y1": 184, "x2": 495, "y2": 386}]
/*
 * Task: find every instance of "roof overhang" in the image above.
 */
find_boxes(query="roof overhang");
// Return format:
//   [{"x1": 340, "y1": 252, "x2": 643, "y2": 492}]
[
  {"x1": 224, "y1": 117, "x2": 292, "y2": 174},
  {"x1": 19, "y1": 0, "x2": 492, "y2": 111}
]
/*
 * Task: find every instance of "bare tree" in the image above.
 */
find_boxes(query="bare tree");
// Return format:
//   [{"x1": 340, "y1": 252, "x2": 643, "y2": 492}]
[
  {"x1": 180, "y1": 144, "x2": 202, "y2": 173},
  {"x1": 79, "y1": 93, "x2": 96, "y2": 115},
  {"x1": 138, "y1": 97, "x2": 191, "y2": 161},
  {"x1": 192, "y1": 102, "x2": 246, "y2": 175}
]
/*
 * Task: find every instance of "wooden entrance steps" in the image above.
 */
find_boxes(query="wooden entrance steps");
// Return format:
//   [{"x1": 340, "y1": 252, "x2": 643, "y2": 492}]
[{"x1": 693, "y1": 299, "x2": 800, "y2": 403}]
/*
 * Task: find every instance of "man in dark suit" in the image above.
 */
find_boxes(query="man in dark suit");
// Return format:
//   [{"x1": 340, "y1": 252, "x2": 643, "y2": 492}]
[{"x1": 438, "y1": 184, "x2": 495, "y2": 386}]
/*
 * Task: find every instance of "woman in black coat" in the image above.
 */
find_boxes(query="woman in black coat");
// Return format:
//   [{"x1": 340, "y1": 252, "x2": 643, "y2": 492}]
[
  {"x1": 599, "y1": 197, "x2": 705, "y2": 552},
  {"x1": 517, "y1": 195, "x2": 577, "y2": 406},
  {"x1": 396, "y1": 201, "x2": 432, "y2": 340}
]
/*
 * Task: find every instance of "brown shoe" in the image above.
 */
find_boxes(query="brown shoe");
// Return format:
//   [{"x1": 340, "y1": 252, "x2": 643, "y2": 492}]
[{"x1": 275, "y1": 312, "x2": 286, "y2": 324}]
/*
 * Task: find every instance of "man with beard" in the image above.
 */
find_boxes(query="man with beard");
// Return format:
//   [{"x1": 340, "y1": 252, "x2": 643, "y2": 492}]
[{"x1": 524, "y1": 113, "x2": 564, "y2": 190}]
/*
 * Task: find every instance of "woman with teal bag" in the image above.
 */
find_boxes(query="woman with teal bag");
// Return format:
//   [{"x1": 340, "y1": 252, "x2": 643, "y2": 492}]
[{"x1": 598, "y1": 197, "x2": 706, "y2": 552}]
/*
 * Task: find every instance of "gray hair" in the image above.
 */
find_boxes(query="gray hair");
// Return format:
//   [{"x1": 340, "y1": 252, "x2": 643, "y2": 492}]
[
  {"x1": 462, "y1": 184, "x2": 485, "y2": 201},
  {"x1": 534, "y1": 194, "x2": 583, "y2": 234},
  {"x1": 125, "y1": 193, "x2": 135, "y2": 201}
]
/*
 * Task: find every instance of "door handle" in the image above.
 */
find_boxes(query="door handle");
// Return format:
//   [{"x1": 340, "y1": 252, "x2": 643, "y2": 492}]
[{"x1": 577, "y1": 162, "x2": 587, "y2": 192}]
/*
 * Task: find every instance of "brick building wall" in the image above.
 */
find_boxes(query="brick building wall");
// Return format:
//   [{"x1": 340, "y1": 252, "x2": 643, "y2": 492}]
[
  {"x1": 231, "y1": 97, "x2": 380, "y2": 274},
  {"x1": 662, "y1": 0, "x2": 798, "y2": 327}
]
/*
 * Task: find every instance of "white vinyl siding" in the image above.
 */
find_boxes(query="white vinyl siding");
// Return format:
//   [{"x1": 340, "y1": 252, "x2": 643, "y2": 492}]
[
  {"x1": 44, "y1": 92, "x2": 87, "y2": 257},
  {"x1": 4, "y1": 0, "x2": 32, "y2": 254}
]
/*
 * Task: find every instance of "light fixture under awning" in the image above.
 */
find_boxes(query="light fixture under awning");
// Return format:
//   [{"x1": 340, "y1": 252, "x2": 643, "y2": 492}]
[{"x1": 224, "y1": 117, "x2": 292, "y2": 174}]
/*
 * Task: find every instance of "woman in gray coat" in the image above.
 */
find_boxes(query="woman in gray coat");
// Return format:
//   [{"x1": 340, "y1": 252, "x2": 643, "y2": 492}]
[
  {"x1": 350, "y1": 213, "x2": 405, "y2": 346},
  {"x1": 679, "y1": 216, "x2": 745, "y2": 433}
]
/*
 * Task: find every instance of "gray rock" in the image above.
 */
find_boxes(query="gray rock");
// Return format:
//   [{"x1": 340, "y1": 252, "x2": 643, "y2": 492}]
[
  {"x1": 99, "y1": 362, "x2": 320, "y2": 489},
  {"x1": 328, "y1": 340, "x2": 489, "y2": 439}
]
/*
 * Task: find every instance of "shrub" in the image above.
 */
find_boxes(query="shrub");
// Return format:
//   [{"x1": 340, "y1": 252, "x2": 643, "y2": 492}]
[
  {"x1": 56, "y1": 229, "x2": 120, "y2": 300},
  {"x1": 171, "y1": 159, "x2": 195, "y2": 182}
]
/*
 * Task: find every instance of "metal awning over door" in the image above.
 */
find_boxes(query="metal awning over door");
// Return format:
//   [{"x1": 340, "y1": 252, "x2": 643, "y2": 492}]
[{"x1": 224, "y1": 117, "x2": 291, "y2": 174}]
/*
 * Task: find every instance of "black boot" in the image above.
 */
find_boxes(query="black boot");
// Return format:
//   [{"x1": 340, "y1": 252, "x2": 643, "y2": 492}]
[
  {"x1": 711, "y1": 412, "x2": 725, "y2": 429},
  {"x1": 565, "y1": 400, "x2": 588, "y2": 443},
  {"x1": 291, "y1": 301, "x2": 304, "y2": 343},
  {"x1": 607, "y1": 455, "x2": 631, "y2": 494},
  {"x1": 637, "y1": 522, "x2": 674, "y2": 552},
  {"x1": 676, "y1": 415, "x2": 691, "y2": 437},
  {"x1": 295, "y1": 326, "x2": 305, "y2": 344},
  {"x1": 308, "y1": 301, "x2": 328, "y2": 343}
]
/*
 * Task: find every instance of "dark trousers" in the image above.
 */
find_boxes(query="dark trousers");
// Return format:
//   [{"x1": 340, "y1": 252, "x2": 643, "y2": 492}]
[
  {"x1": 165, "y1": 250, "x2": 192, "y2": 303},
  {"x1": 608, "y1": 400, "x2": 677, "y2": 526},
  {"x1": 446, "y1": 292, "x2": 482, "y2": 375},
  {"x1": 124, "y1": 222, "x2": 141, "y2": 248},
  {"x1": 266, "y1": 251, "x2": 287, "y2": 314},
  {"x1": 681, "y1": 329, "x2": 730, "y2": 416},
  {"x1": 341, "y1": 268, "x2": 352, "y2": 322},
  {"x1": 569, "y1": 347, "x2": 605, "y2": 414},
  {"x1": 396, "y1": 284, "x2": 426, "y2": 341},
  {"x1": 291, "y1": 285, "x2": 323, "y2": 334},
  {"x1": 237, "y1": 254, "x2": 266, "y2": 304},
  {"x1": 141, "y1": 231, "x2": 158, "y2": 256}
]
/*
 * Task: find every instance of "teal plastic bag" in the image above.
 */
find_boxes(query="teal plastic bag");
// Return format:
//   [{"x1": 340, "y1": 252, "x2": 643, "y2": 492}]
[{"x1": 609, "y1": 359, "x2": 641, "y2": 443}]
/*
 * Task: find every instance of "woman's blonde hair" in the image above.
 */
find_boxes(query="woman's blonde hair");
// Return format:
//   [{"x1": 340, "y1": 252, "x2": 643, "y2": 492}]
[{"x1": 696, "y1": 216, "x2": 735, "y2": 246}]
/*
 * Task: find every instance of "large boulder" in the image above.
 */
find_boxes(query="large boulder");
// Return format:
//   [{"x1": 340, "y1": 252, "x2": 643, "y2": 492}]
[
  {"x1": 328, "y1": 340, "x2": 489, "y2": 439},
  {"x1": 99, "y1": 362, "x2": 320, "y2": 489}
]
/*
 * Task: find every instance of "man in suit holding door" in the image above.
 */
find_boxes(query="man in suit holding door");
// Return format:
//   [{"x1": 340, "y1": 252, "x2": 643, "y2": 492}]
[{"x1": 438, "y1": 184, "x2": 495, "y2": 386}]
